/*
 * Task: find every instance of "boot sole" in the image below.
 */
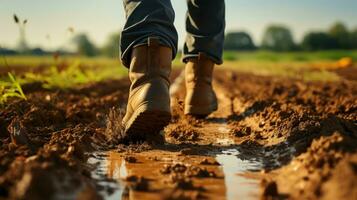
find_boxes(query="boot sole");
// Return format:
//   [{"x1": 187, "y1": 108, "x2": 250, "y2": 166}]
[
  {"x1": 124, "y1": 109, "x2": 171, "y2": 142},
  {"x1": 184, "y1": 103, "x2": 218, "y2": 118}
]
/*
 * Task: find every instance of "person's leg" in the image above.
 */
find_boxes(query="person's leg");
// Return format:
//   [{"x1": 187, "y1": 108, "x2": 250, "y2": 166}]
[
  {"x1": 184, "y1": 0, "x2": 225, "y2": 117},
  {"x1": 121, "y1": 0, "x2": 178, "y2": 67},
  {"x1": 183, "y1": 0, "x2": 225, "y2": 64},
  {"x1": 120, "y1": 0, "x2": 178, "y2": 141}
]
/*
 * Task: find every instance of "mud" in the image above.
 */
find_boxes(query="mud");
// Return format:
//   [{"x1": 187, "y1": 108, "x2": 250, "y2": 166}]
[
  {"x1": 212, "y1": 70, "x2": 357, "y2": 199},
  {"x1": 0, "y1": 78, "x2": 131, "y2": 200},
  {"x1": 0, "y1": 67, "x2": 356, "y2": 200},
  {"x1": 334, "y1": 65, "x2": 357, "y2": 81}
]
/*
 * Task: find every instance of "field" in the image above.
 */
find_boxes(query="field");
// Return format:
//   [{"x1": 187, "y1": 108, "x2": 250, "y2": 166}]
[{"x1": 0, "y1": 51, "x2": 356, "y2": 200}]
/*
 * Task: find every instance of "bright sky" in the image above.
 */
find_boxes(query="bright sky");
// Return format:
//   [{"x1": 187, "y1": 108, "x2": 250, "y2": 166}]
[{"x1": 1, "y1": 0, "x2": 356, "y2": 50}]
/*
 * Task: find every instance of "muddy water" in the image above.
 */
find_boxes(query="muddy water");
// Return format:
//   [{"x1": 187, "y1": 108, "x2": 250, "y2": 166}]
[
  {"x1": 89, "y1": 147, "x2": 262, "y2": 200},
  {"x1": 88, "y1": 153, "x2": 125, "y2": 200},
  {"x1": 216, "y1": 149, "x2": 262, "y2": 200}
]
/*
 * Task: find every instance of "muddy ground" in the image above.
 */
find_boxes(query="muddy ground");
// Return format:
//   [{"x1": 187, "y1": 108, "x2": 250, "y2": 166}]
[{"x1": 0, "y1": 67, "x2": 356, "y2": 200}]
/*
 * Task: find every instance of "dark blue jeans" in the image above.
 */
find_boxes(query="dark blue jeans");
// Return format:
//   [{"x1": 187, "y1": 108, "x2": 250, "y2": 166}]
[{"x1": 120, "y1": 0, "x2": 225, "y2": 67}]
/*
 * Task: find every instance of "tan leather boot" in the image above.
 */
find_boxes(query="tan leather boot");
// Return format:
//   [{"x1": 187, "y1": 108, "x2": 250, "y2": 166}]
[
  {"x1": 184, "y1": 53, "x2": 218, "y2": 118},
  {"x1": 122, "y1": 37, "x2": 172, "y2": 141}
]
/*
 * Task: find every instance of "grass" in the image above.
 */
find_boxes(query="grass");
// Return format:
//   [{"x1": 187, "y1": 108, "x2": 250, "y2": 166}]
[
  {"x1": 1, "y1": 55, "x2": 124, "y2": 69},
  {"x1": 0, "y1": 54, "x2": 185, "y2": 105},
  {"x1": 1, "y1": 49, "x2": 355, "y2": 97},
  {"x1": 1, "y1": 55, "x2": 129, "y2": 85},
  {"x1": 1, "y1": 54, "x2": 186, "y2": 69},
  {"x1": 223, "y1": 50, "x2": 357, "y2": 62},
  {"x1": 0, "y1": 50, "x2": 354, "y2": 105},
  {"x1": 0, "y1": 72, "x2": 27, "y2": 105},
  {"x1": 21, "y1": 58, "x2": 129, "y2": 89},
  {"x1": 0, "y1": 56, "x2": 129, "y2": 105},
  {"x1": 220, "y1": 50, "x2": 356, "y2": 81},
  {"x1": 223, "y1": 60, "x2": 341, "y2": 81}
]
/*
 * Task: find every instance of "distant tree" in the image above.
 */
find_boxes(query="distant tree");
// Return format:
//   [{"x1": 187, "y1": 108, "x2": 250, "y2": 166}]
[
  {"x1": 0, "y1": 46, "x2": 17, "y2": 55},
  {"x1": 301, "y1": 32, "x2": 338, "y2": 50},
  {"x1": 30, "y1": 47, "x2": 47, "y2": 55},
  {"x1": 328, "y1": 22, "x2": 351, "y2": 49},
  {"x1": 350, "y1": 28, "x2": 357, "y2": 49},
  {"x1": 224, "y1": 32, "x2": 255, "y2": 50},
  {"x1": 72, "y1": 33, "x2": 98, "y2": 57},
  {"x1": 101, "y1": 32, "x2": 120, "y2": 58},
  {"x1": 261, "y1": 25, "x2": 295, "y2": 51}
]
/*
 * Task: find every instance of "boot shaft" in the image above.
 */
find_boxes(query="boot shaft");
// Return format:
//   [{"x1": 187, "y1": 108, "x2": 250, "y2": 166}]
[
  {"x1": 129, "y1": 37, "x2": 172, "y2": 89},
  {"x1": 185, "y1": 53, "x2": 215, "y2": 88},
  {"x1": 184, "y1": 53, "x2": 217, "y2": 116}
]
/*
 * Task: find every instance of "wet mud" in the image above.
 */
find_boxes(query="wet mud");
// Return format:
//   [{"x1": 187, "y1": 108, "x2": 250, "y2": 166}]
[{"x1": 0, "y1": 68, "x2": 356, "y2": 200}]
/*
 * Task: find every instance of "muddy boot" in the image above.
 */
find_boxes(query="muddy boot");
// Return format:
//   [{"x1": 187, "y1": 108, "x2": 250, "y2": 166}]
[
  {"x1": 122, "y1": 37, "x2": 172, "y2": 141},
  {"x1": 184, "y1": 53, "x2": 218, "y2": 118}
]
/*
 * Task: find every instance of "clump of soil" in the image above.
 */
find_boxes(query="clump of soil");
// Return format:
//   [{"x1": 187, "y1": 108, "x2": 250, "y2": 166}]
[
  {"x1": 124, "y1": 175, "x2": 150, "y2": 191},
  {"x1": 160, "y1": 164, "x2": 198, "y2": 190},
  {"x1": 199, "y1": 158, "x2": 220, "y2": 166},
  {"x1": 124, "y1": 156, "x2": 137, "y2": 163},
  {"x1": 165, "y1": 124, "x2": 200, "y2": 143},
  {"x1": 160, "y1": 163, "x2": 217, "y2": 178},
  {"x1": 260, "y1": 179, "x2": 279, "y2": 200},
  {"x1": 321, "y1": 154, "x2": 357, "y2": 200},
  {"x1": 274, "y1": 129, "x2": 357, "y2": 199},
  {"x1": 115, "y1": 143, "x2": 153, "y2": 153}
]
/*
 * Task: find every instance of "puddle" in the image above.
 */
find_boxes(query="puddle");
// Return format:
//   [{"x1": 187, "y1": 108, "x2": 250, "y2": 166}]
[
  {"x1": 213, "y1": 120, "x2": 261, "y2": 199},
  {"x1": 88, "y1": 153, "x2": 126, "y2": 200},
  {"x1": 89, "y1": 147, "x2": 263, "y2": 200},
  {"x1": 88, "y1": 110, "x2": 263, "y2": 199},
  {"x1": 216, "y1": 149, "x2": 262, "y2": 200}
]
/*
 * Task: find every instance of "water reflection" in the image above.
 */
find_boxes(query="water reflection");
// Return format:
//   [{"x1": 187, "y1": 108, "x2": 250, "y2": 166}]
[
  {"x1": 89, "y1": 152, "x2": 126, "y2": 200},
  {"x1": 216, "y1": 149, "x2": 261, "y2": 200},
  {"x1": 90, "y1": 149, "x2": 262, "y2": 200}
]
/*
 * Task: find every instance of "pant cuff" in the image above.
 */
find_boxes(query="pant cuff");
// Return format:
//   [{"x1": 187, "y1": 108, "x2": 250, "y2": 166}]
[
  {"x1": 182, "y1": 53, "x2": 223, "y2": 65},
  {"x1": 121, "y1": 35, "x2": 177, "y2": 68}
]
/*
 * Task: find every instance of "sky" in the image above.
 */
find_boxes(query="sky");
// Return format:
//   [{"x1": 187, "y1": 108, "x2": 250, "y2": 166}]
[{"x1": 1, "y1": 0, "x2": 357, "y2": 50}]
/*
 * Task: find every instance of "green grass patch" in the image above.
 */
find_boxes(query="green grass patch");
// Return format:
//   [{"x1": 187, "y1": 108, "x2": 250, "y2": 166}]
[
  {"x1": 21, "y1": 58, "x2": 128, "y2": 89},
  {"x1": 1, "y1": 50, "x2": 351, "y2": 97},
  {"x1": 0, "y1": 73, "x2": 27, "y2": 105},
  {"x1": 221, "y1": 50, "x2": 356, "y2": 81},
  {"x1": 223, "y1": 50, "x2": 357, "y2": 62},
  {"x1": 223, "y1": 60, "x2": 341, "y2": 82}
]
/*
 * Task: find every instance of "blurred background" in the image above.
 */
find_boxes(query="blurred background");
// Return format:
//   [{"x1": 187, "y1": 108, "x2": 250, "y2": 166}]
[
  {"x1": 0, "y1": 0, "x2": 356, "y2": 87},
  {"x1": 1, "y1": 0, "x2": 357, "y2": 56}
]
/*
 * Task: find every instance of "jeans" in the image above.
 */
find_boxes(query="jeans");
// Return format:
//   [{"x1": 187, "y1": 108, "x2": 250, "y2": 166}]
[{"x1": 120, "y1": 0, "x2": 225, "y2": 67}]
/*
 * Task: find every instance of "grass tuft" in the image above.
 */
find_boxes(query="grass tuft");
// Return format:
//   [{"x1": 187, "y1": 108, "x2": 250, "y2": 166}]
[{"x1": 0, "y1": 73, "x2": 27, "y2": 105}]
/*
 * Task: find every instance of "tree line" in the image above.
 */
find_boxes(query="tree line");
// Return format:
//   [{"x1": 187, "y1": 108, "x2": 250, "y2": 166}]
[
  {"x1": 0, "y1": 32, "x2": 121, "y2": 58},
  {"x1": 74, "y1": 21, "x2": 357, "y2": 56},
  {"x1": 71, "y1": 32, "x2": 120, "y2": 58},
  {"x1": 1, "y1": 21, "x2": 356, "y2": 57},
  {"x1": 224, "y1": 22, "x2": 357, "y2": 51}
]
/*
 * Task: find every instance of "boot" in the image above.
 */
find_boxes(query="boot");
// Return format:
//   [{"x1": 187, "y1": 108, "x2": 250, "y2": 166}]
[
  {"x1": 184, "y1": 53, "x2": 218, "y2": 118},
  {"x1": 122, "y1": 37, "x2": 172, "y2": 141}
]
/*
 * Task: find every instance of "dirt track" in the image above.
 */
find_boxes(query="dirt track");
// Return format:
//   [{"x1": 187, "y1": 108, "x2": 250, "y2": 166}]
[{"x1": 0, "y1": 68, "x2": 356, "y2": 200}]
